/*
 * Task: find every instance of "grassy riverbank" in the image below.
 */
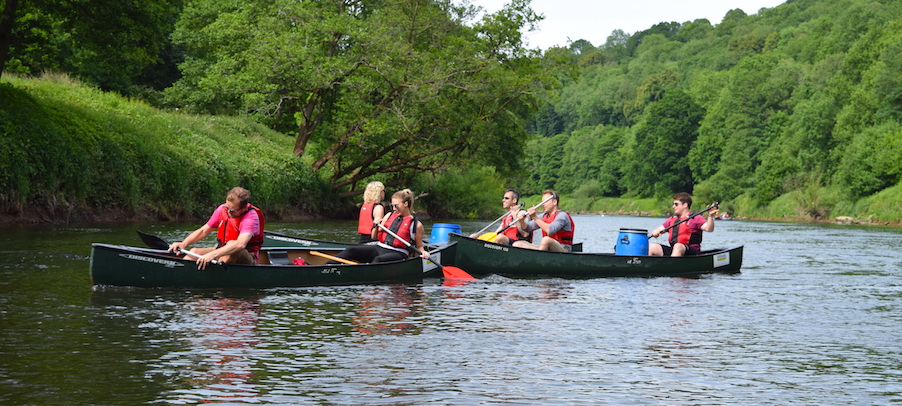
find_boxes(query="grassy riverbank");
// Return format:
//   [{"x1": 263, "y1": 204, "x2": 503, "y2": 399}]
[{"x1": 1, "y1": 73, "x2": 336, "y2": 224}]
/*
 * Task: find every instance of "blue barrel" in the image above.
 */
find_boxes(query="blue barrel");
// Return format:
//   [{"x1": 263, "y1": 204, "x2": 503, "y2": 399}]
[
  {"x1": 430, "y1": 223, "x2": 462, "y2": 244},
  {"x1": 615, "y1": 228, "x2": 649, "y2": 255}
]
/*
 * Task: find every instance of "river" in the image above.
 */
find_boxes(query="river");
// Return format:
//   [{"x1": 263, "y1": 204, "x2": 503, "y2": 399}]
[{"x1": 1, "y1": 215, "x2": 900, "y2": 404}]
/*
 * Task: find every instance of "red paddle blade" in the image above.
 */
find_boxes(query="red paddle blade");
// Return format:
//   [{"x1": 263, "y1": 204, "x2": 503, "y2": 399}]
[{"x1": 442, "y1": 266, "x2": 476, "y2": 280}]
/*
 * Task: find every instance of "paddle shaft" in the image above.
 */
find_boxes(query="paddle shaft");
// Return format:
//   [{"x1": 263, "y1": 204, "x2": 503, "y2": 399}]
[
  {"x1": 475, "y1": 205, "x2": 521, "y2": 235},
  {"x1": 177, "y1": 248, "x2": 221, "y2": 265},
  {"x1": 375, "y1": 222, "x2": 438, "y2": 266},
  {"x1": 137, "y1": 230, "x2": 221, "y2": 264},
  {"x1": 375, "y1": 222, "x2": 476, "y2": 281},
  {"x1": 491, "y1": 194, "x2": 555, "y2": 236},
  {"x1": 310, "y1": 250, "x2": 358, "y2": 265},
  {"x1": 649, "y1": 202, "x2": 719, "y2": 239}
]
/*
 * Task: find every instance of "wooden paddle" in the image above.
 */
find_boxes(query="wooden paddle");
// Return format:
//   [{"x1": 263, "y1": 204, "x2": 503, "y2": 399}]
[
  {"x1": 478, "y1": 194, "x2": 555, "y2": 242},
  {"x1": 136, "y1": 230, "x2": 221, "y2": 265},
  {"x1": 310, "y1": 250, "x2": 359, "y2": 265},
  {"x1": 375, "y1": 223, "x2": 476, "y2": 280},
  {"x1": 648, "y1": 202, "x2": 719, "y2": 239}
]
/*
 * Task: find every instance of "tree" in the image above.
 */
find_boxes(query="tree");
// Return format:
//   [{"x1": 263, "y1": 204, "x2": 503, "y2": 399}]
[
  {"x1": 2, "y1": 0, "x2": 182, "y2": 92},
  {"x1": 166, "y1": 0, "x2": 558, "y2": 192},
  {"x1": 0, "y1": 0, "x2": 17, "y2": 79},
  {"x1": 622, "y1": 89, "x2": 702, "y2": 196}
]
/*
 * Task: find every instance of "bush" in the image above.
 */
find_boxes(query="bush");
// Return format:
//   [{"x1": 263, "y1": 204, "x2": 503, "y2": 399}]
[{"x1": 415, "y1": 167, "x2": 507, "y2": 219}]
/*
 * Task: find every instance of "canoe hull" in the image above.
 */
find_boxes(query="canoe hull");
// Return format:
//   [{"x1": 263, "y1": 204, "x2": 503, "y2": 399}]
[
  {"x1": 444, "y1": 234, "x2": 742, "y2": 277},
  {"x1": 90, "y1": 243, "x2": 429, "y2": 288}
]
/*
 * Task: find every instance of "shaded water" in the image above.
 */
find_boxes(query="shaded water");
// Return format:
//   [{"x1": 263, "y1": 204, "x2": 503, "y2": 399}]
[{"x1": 1, "y1": 215, "x2": 900, "y2": 404}]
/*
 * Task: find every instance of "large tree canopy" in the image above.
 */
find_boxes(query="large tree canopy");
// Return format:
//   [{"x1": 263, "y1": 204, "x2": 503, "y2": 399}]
[{"x1": 165, "y1": 0, "x2": 558, "y2": 192}]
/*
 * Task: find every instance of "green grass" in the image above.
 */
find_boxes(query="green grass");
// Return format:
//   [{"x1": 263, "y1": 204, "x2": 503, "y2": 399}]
[{"x1": 1, "y1": 73, "x2": 334, "y2": 221}]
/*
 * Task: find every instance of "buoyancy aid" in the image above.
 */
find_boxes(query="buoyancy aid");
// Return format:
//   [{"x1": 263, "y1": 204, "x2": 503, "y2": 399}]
[
  {"x1": 377, "y1": 212, "x2": 417, "y2": 251},
  {"x1": 501, "y1": 212, "x2": 529, "y2": 241},
  {"x1": 541, "y1": 210, "x2": 575, "y2": 246},
  {"x1": 216, "y1": 204, "x2": 265, "y2": 255},
  {"x1": 357, "y1": 202, "x2": 381, "y2": 235},
  {"x1": 667, "y1": 216, "x2": 703, "y2": 247}
]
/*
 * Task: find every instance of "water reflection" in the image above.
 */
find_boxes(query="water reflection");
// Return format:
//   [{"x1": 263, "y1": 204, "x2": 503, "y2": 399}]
[
  {"x1": 144, "y1": 294, "x2": 263, "y2": 403},
  {"x1": 351, "y1": 285, "x2": 423, "y2": 337}
]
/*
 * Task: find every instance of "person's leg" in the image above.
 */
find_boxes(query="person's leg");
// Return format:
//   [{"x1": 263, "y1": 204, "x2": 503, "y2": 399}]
[
  {"x1": 222, "y1": 249, "x2": 254, "y2": 264},
  {"x1": 372, "y1": 247, "x2": 408, "y2": 263},
  {"x1": 493, "y1": 235, "x2": 511, "y2": 245},
  {"x1": 670, "y1": 243, "x2": 687, "y2": 257},
  {"x1": 648, "y1": 243, "x2": 664, "y2": 256},
  {"x1": 334, "y1": 245, "x2": 379, "y2": 263},
  {"x1": 188, "y1": 247, "x2": 215, "y2": 256},
  {"x1": 538, "y1": 237, "x2": 566, "y2": 252},
  {"x1": 512, "y1": 240, "x2": 539, "y2": 250}
]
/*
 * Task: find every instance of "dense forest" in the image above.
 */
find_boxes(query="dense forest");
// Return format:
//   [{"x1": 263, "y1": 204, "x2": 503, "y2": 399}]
[
  {"x1": 520, "y1": 0, "x2": 901, "y2": 221},
  {"x1": 1, "y1": 0, "x2": 900, "y2": 223}
]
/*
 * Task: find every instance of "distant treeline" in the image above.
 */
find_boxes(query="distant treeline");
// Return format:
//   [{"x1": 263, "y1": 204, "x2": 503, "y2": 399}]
[{"x1": 519, "y1": 0, "x2": 901, "y2": 221}]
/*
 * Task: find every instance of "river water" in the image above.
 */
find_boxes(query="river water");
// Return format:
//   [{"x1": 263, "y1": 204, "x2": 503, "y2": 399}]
[{"x1": 1, "y1": 215, "x2": 900, "y2": 405}]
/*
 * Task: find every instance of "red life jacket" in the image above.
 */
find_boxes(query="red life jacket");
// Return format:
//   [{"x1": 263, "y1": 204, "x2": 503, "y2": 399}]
[
  {"x1": 357, "y1": 202, "x2": 381, "y2": 235},
  {"x1": 501, "y1": 212, "x2": 530, "y2": 241},
  {"x1": 377, "y1": 212, "x2": 417, "y2": 251},
  {"x1": 667, "y1": 216, "x2": 703, "y2": 247},
  {"x1": 216, "y1": 204, "x2": 265, "y2": 256},
  {"x1": 541, "y1": 210, "x2": 575, "y2": 246}
]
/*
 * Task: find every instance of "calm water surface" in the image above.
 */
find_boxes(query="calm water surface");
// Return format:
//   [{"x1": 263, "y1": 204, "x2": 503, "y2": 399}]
[{"x1": 1, "y1": 215, "x2": 900, "y2": 405}]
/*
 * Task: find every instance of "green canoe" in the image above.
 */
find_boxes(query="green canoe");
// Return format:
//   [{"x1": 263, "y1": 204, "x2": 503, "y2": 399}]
[
  {"x1": 90, "y1": 243, "x2": 439, "y2": 288},
  {"x1": 443, "y1": 233, "x2": 743, "y2": 277}
]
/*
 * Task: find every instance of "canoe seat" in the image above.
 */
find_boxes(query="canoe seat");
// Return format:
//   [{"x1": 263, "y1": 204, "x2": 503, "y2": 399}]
[{"x1": 268, "y1": 250, "x2": 291, "y2": 265}]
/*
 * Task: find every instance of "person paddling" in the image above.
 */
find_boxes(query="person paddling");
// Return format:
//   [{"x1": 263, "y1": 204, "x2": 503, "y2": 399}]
[
  {"x1": 472, "y1": 189, "x2": 531, "y2": 245},
  {"x1": 331, "y1": 189, "x2": 430, "y2": 263},
  {"x1": 169, "y1": 187, "x2": 265, "y2": 269},
  {"x1": 649, "y1": 192, "x2": 717, "y2": 257},
  {"x1": 514, "y1": 190, "x2": 575, "y2": 252}
]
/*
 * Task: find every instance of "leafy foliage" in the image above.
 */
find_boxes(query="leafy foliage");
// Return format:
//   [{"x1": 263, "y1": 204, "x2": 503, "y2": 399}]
[
  {"x1": 2, "y1": 0, "x2": 183, "y2": 94},
  {"x1": 164, "y1": 0, "x2": 560, "y2": 193},
  {"x1": 5, "y1": 0, "x2": 902, "y2": 223},
  {"x1": 523, "y1": 0, "x2": 901, "y2": 220}
]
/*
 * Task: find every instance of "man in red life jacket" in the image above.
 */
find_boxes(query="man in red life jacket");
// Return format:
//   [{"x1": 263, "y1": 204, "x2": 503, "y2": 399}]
[
  {"x1": 649, "y1": 192, "x2": 717, "y2": 257},
  {"x1": 492, "y1": 189, "x2": 532, "y2": 245},
  {"x1": 514, "y1": 190, "x2": 575, "y2": 252},
  {"x1": 471, "y1": 189, "x2": 531, "y2": 245},
  {"x1": 170, "y1": 187, "x2": 265, "y2": 269}
]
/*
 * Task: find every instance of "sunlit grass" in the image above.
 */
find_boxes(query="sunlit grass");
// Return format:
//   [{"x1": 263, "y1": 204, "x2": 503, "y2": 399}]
[{"x1": 1, "y1": 73, "x2": 329, "y2": 220}]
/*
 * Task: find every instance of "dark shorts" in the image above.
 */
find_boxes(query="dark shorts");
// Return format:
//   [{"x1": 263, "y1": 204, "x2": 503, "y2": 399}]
[{"x1": 661, "y1": 244, "x2": 701, "y2": 256}]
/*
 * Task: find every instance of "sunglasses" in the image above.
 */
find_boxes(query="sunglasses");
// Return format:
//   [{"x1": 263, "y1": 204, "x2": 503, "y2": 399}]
[
  {"x1": 502, "y1": 197, "x2": 512, "y2": 200},
  {"x1": 672, "y1": 202, "x2": 683, "y2": 206}
]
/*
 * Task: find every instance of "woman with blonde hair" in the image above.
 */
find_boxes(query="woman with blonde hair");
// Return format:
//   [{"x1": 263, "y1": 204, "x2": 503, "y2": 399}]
[
  {"x1": 357, "y1": 181, "x2": 386, "y2": 243},
  {"x1": 333, "y1": 189, "x2": 429, "y2": 263}
]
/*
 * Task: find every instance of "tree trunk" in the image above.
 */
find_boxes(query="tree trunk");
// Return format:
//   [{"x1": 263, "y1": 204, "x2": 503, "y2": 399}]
[{"x1": 0, "y1": 0, "x2": 18, "y2": 79}]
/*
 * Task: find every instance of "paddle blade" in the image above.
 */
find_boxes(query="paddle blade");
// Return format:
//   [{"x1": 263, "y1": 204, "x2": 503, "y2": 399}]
[
  {"x1": 442, "y1": 266, "x2": 476, "y2": 280},
  {"x1": 137, "y1": 230, "x2": 171, "y2": 250},
  {"x1": 477, "y1": 232, "x2": 497, "y2": 242}
]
